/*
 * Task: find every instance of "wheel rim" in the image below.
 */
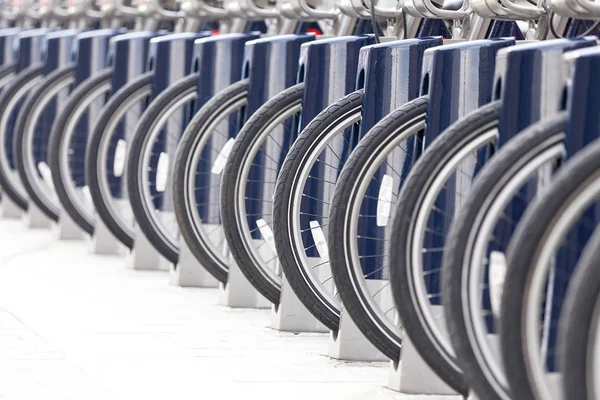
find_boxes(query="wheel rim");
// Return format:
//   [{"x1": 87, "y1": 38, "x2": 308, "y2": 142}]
[
  {"x1": 137, "y1": 89, "x2": 198, "y2": 252},
  {"x1": 411, "y1": 126, "x2": 498, "y2": 367},
  {"x1": 289, "y1": 105, "x2": 362, "y2": 315},
  {"x1": 346, "y1": 115, "x2": 426, "y2": 350},
  {"x1": 523, "y1": 166, "x2": 600, "y2": 400},
  {"x1": 183, "y1": 93, "x2": 247, "y2": 271},
  {"x1": 21, "y1": 73, "x2": 75, "y2": 215},
  {"x1": 234, "y1": 103, "x2": 302, "y2": 289},
  {"x1": 467, "y1": 139, "x2": 566, "y2": 397},
  {"x1": 0, "y1": 75, "x2": 42, "y2": 202}
]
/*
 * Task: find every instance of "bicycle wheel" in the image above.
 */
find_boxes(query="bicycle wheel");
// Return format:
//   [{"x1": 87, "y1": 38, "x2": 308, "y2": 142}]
[
  {"x1": 327, "y1": 96, "x2": 433, "y2": 362},
  {"x1": 501, "y1": 133, "x2": 600, "y2": 400},
  {"x1": 442, "y1": 113, "x2": 568, "y2": 400},
  {"x1": 0, "y1": 65, "x2": 44, "y2": 210},
  {"x1": 391, "y1": 101, "x2": 501, "y2": 396},
  {"x1": 48, "y1": 69, "x2": 113, "y2": 235},
  {"x1": 86, "y1": 73, "x2": 153, "y2": 248},
  {"x1": 14, "y1": 65, "x2": 76, "y2": 221},
  {"x1": 127, "y1": 73, "x2": 199, "y2": 264},
  {"x1": 221, "y1": 83, "x2": 304, "y2": 305},
  {"x1": 272, "y1": 90, "x2": 363, "y2": 331},
  {"x1": 172, "y1": 79, "x2": 249, "y2": 283},
  {"x1": 559, "y1": 221, "x2": 600, "y2": 400}
]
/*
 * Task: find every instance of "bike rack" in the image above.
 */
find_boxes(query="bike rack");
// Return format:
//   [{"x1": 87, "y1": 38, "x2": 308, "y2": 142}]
[
  {"x1": 387, "y1": 38, "x2": 515, "y2": 396},
  {"x1": 124, "y1": 32, "x2": 209, "y2": 270},
  {"x1": 218, "y1": 33, "x2": 315, "y2": 310},
  {"x1": 27, "y1": 29, "x2": 82, "y2": 233},
  {"x1": 56, "y1": 28, "x2": 127, "y2": 250},
  {"x1": 482, "y1": 39, "x2": 595, "y2": 310},
  {"x1": 128, "y1": 32, "x2": 212, "y2": 271},
  {"x1": 564, "y1": 47, "x2": 600, "y2": 156},
  {"x1": 324, "y1": 36, "x2": 438, "y2": 362},
  {"x1": 89, "y1": 31, "x2": 161, "y2": 256},
  {"x1": 170, "y1": 32, "x2": 260, "y2": 287},
  {"x1": 0, "y1": 27, "x2": 21, "y2": 219},
  {"x1": 89, "y1": 31, "x2": 162, "y2": 268}
]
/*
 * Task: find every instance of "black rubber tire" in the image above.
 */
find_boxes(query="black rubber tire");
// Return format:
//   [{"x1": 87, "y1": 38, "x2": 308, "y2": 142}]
[
  {"x1": 442, "y1": 113, "x2": 568, "y2": 400},
  {"x1": 127, "y1": 73, "x2": 200, "y2": 265},
  {"x1": 14, "y1": 65, "x2": 76, "y2": 222},
  {"x1": 272, "y1": 90, "x2": 363, "y2": 332},
  {"x1": 0, "y1": 65, "x2": 44, "y2": 211},
  {"x1": 391, "y1": 101, "x2": 501, "y2": 397},
  {"x1": 498, "y1": 116, "x2": 595, "y2": 400},
  {"x1": 86, "y1": 73, "x2": 153, "y2": 249},
  {"x1": 48, "y1": 69, "x2": 113, "y2": 235},
  {"x1": 330, "y1": 96, "x2": 435, "y2": 361},
  {"x1": 0, "y1": 63, "x2": 16, "y2": 203},
  {"x1": 173, "y1": 79, "x2": 249, "y2": 284},
  {"x1": 558, "y1": 184, "x2": 600, "y2": 400},
  {"x1": 221, "y1": 83, "x2": 304, "y2": 305}
]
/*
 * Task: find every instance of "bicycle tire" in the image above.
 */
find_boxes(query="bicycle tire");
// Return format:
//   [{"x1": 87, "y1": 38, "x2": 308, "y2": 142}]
[
  {"x1": 273, "y1": 90, "x2": 363, "y2": 332},
  {"x1": 442, "y1": 113, "x2": 568, "y2": 400},
  {"x1": 559, "y1": 204, "x2": 600, "y2": 400},
  {"x1": 328, "y1": 96, "x2": 436, "y2": 362},
  {"x1": 86, "y1": 72, "x2": 153, "y2": 249},
  {"x1": 173, "y1": 79, "x2": 249, "y2": 284},
  {"x1": 499, "y1": 117, "x2": 600, "y2": 400},
  {"x1": 127, "y1": 73, "x2": 199, "y2": 264},
  {"x1": 391, "y1": 101, "x2": 501, "y2": 397},
  {"x1": 221, "y1": 83, "x2": 304, "y2": 305},
  {"x1": 14, "y1": 65, "x2": 76, "y2": 222},
  {"x1": 0, "y1": 65, "x2": 44, "y2": 210},
  {"x1": 48, "y1": 68, "x2": 113, "y2": 235}
]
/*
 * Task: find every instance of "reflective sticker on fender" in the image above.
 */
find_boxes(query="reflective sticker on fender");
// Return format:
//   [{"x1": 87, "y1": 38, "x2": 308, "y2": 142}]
[
  {"x1": 377, "y1": 174, "x2": 394, "y2": 226},
  {"x1": 489, "y1": 251, "x2": 507, "y2": 318},
  {"x1": 256, "y1": 218, "x2": 277, "y2": 253},
  {"x1": 309, "y1": 220, "x2": 329, "y2": 261},
  {"x1": 81, "y1": 185, "x2": 92, "y2": 206},
  {"x1": 113, "y1": 139, "x2": 127, "y2": 177},
  {"x1": 156, "y1": 152, "x2": 170, "y2": 193},
  {"x1": 38, "y1": 161, "x2": 55, "y2": 191},
  {"x1": 211, "y1": 138, "x2": 235, "y2": 175}
]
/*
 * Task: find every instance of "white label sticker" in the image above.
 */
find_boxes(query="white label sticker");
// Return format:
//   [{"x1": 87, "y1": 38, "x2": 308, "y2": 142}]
[
  {"x1": 256, "y1": 218, "x2": 277, "y2": 253},
  {"x1": 376, "y1": 174, "x2": 394, "y2": 227},
  {"x1": 113, "y1": 139, "x2": 127, "y2": 177},
  {"x1": 37, "y1": 161, "x2": 55, "y2": 191},
  {"x1": 155, "y1": 152, "x2": 170, "y2": 193},
  {"x1": 81, "y1": 185, "x2": 92, "y2": 206},
  {"x1": 489, "y1": 251, "x2": 507, "y2": 319},
  {"x1": 211, "y1": 138, "x2": 235, "y2": 175},
  {"x1": 309, "y1": 220, "x2": 329, "y2": 261}
]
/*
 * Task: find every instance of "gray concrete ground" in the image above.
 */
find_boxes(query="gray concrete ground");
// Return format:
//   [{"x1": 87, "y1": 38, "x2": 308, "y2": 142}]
[{"x1": 0, "y1": 218, "x2": 459, "y2": 400}]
